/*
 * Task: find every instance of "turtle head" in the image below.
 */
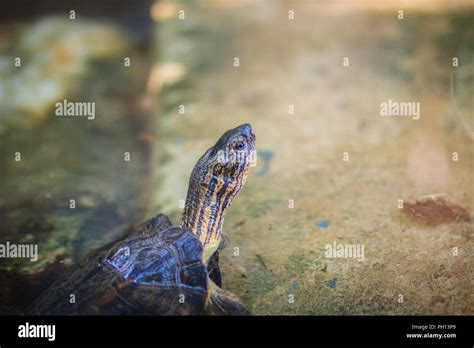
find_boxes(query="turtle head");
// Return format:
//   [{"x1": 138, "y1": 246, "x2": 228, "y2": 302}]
[
  {"x1": 209, "y1": 123, "x2": 256, "y2": 179},
  {"x1": 181, "y1": 123, "x2": 256, "y2": 255}
]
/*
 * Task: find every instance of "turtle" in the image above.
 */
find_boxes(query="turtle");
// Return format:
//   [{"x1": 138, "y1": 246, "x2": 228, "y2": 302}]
[{"x1": 29, "y1": 123, "x2": 256, "y2": 315}]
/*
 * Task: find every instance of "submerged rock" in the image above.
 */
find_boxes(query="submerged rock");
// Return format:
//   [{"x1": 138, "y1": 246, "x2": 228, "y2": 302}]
[{"x1": 402, "y1": 196, "x2": 470, "y2": 225}]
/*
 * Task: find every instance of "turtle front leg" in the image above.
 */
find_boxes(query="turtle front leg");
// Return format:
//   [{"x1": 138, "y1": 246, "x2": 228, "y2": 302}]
[
  {"x1": 206, "y1": 278, "x2": 249, "y2": 315},
  {"x1": 206, "y1": 251, "x2": 222, "y2": 287}
]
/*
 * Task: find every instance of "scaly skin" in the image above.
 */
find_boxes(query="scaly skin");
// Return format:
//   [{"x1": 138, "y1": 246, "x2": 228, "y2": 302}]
[{"x1": 181, "y1": 123, "x2": 256, "y2": 261}]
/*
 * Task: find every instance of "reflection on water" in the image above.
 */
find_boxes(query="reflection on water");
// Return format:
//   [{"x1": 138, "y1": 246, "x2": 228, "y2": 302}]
[{"x1": 0, "y1": 14, "x2": 152, "y2": 312}]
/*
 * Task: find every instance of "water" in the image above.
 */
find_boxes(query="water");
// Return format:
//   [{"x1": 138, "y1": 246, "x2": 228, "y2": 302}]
[{"x1": 0, "y1": 16, "x2": 152, "y2": 312}]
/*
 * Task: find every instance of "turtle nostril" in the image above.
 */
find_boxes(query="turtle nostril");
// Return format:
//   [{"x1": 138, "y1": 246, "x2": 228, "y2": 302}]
[
  {"x1": 240, "y1": 123, "x2": 252, "y2": 136},
  {"x1": 241, "y1": 124, "x2": 255, "y2": 142}
]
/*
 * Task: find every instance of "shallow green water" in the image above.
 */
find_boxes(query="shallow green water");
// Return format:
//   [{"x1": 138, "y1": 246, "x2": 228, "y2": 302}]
[{"x1": 0, "y1": 18, "x2": 152, "y2": 311}]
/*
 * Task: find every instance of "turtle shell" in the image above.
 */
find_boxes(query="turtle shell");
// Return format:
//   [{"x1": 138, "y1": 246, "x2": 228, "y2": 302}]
[{"x1": 29, "y1": 214, "x2": 208, "y2": 315}]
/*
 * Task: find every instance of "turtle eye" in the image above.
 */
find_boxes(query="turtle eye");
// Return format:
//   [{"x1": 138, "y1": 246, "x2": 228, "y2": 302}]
[
  {"x1": 213, "y1": 163, "x2": 223, "y2": 175},
  {"x1": 234, "y1": 141, "x2": 246, "y2": 151}
]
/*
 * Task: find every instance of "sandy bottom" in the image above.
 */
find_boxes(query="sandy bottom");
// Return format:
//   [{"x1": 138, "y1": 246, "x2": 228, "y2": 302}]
[{"x1": 154, "y1": 0, "x2": 473, "y2": 314}]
